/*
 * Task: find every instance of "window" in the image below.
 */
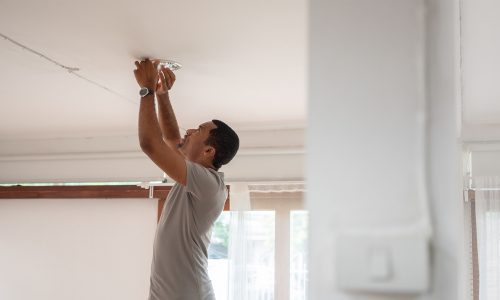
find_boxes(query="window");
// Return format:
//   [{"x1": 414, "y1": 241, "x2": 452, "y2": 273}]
[
  {"x1": 208, "y1": 190, "x2": 308, "y2": 300},
  {"x1": 208, "y1": 211, "x2": 276, "y2": 300},
  {"x1": 208, "y1": 212, "x2": 230, "y2": 300},
  {"x1": 466, "y1": 177, "x2": 500, "y2": 300}
]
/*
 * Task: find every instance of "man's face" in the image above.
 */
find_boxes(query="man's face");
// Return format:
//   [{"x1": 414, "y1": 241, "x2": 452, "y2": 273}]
[{"x1": 179, "y1": 121, "x2": 217, "y2": 161}]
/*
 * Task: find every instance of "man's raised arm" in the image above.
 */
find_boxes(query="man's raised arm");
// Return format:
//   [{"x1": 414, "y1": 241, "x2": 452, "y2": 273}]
[
  {"x1": 134, "y1": 59, "x2": 187, "y2": 185},
  {"x1": 155, "y1": 66, "x2": 182, "y2": 151}
]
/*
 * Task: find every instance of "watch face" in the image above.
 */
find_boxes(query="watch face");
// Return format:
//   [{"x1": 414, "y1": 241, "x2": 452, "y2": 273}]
[{"x1": 139, "y1": 87, "x2": 149, "y2": 97}]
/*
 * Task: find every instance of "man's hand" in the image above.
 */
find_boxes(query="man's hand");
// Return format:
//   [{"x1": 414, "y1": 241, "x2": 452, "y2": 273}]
[
  {"x1": 156, "y1": 66, "x2": 176, "y2": 95},
  {"x1": 133, "y1": 59, "x2": 159, "y2": 89}
]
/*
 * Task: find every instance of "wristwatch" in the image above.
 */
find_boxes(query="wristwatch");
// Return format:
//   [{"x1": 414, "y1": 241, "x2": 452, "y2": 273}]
[{"x1": 139, "y1": 87, "x2": 153, "y2": 97}]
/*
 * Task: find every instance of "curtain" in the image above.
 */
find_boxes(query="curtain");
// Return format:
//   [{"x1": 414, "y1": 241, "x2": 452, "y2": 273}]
[
  {"x1": 226, "y1": 183, "x2": 306, "y2": 300},
  {"x1": 228, "y1": 183, "x2": 274, "y2": 300},
  {"x1": 474, "y1": 177, "x2": 500, "y2": 300},
  {"x1": 227, "y1": 210, "x2": 275, "y2": 300}
]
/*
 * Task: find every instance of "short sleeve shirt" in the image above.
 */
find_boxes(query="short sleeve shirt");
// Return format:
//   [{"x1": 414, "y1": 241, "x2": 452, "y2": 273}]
[{"x1": 148, "y1": 161, "x2": 227, "y2": 300}]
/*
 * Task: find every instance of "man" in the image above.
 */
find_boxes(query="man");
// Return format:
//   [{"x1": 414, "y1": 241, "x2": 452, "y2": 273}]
[{"x1": 133, "y1": 59, "x2": 239, "y2": 300}]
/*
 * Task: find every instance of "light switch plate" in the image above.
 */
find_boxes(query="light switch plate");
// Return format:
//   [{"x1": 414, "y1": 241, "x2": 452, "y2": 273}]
[
  {"x1": 336, "y1": 234, "x2": 429, "y2": 294},
  {"x1": 368, "y1": 247, "x2": 392, "y2": 281}
]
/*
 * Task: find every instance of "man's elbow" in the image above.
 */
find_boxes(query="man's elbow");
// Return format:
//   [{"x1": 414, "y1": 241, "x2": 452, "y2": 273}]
[{"x1": 139, "y1": 137, "x2": 154, "y2": 154}]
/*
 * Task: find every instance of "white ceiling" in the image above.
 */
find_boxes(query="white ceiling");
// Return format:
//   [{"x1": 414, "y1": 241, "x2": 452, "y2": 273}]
[
  {"x1": 1, "y1": 0, "x2": 499, "y2": 143},
  {"x1": 0, "y1": 0, "x2": 308, "y2": 140}
]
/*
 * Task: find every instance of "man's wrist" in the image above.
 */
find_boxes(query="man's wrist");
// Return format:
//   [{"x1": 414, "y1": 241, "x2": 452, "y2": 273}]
[
  {"x1": 140, "y1": 86, "x2": 155, "y2": 98},
  {"x1": 156, "y1": 92, "x2": 169, "y2": 100}
]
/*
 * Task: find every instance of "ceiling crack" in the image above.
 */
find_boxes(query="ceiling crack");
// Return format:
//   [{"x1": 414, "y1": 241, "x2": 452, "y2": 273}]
[{"x1": 0, "y1": 32, "x2": 137, "y2": 105}]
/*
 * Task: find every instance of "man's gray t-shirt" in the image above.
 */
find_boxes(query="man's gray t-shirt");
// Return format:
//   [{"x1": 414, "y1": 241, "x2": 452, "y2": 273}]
[{"x1": 149, "y1": 160, "x2": 227, "y2": 300}]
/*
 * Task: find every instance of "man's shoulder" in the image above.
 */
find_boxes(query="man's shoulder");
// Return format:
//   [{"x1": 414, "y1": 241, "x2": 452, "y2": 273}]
[
  {"x1": 187, "y1": 161, "x2": 224, "y2": 180},
  {"x1": 185, "y1": 161, "x2": 225, "y2": 195}
]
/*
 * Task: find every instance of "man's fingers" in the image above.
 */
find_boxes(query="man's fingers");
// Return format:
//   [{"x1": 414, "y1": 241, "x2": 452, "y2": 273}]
[
  {"x1": 160, "y1": 67, "x2": 176, "y2": 87},
  {"x1": 139, "y1": 58, "x2": 154, "y2": 71},
  {"x1": 161, "y1": 70, "x2": 173, "y2": 90},
  {"x1": 165, "y1": 68, "x2": 176, "y2": 83},
  {"x1": 135, "y1": 61, "x2": 140, "y2": 69},
  {"x1": 159, "y1": 70, "x2": 167, "y2": 87},
  {"x1": 153, "y1": 60, "x2": 160, "y2": 70},
  {"x1": 144, "y1": 58, "x2": 152, "y2": 68}
]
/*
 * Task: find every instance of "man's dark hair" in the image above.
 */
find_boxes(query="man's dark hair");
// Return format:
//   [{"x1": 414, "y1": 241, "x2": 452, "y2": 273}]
[{"x1": 205, "y1": 119, "x2": 239, "y2": 170}]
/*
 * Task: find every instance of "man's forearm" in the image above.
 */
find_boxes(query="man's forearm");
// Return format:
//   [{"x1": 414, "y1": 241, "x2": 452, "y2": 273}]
[
  {"x1": 138, "y1": 95, "x2": 164, "y2": 150},
  {"x1": 156, "y1": 93, "x2": 181, "y2": 141}
]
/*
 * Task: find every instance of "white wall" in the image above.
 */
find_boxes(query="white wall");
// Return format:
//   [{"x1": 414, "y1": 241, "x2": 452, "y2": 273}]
[
  {"x1": 308, "y1": 0, "x2": 462, "y2": 299},
  {"x1": 425, "y1": 0, "x2": 464, "y2": 299},
  {"x1": 461, "y1": 0, "x2": 500, "y2": 178},
  {"x1": 461, "y1": 0, "x2": 500, "y2": 138},
  {"x1": 470, "y1": 146, "x2": 500, "y2": 178},
  {"x1": 0, "y1": 198, "x2": 157, "y2": 300}
]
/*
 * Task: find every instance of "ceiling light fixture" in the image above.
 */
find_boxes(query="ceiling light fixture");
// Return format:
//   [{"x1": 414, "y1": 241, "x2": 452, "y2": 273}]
[{"x1": 155, "y1": 59, "x2": 182, "y2": 71}]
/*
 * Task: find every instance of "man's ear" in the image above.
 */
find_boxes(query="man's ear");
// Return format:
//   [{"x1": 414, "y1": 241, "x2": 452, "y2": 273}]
[{"x1": 204, "y1": 146, "x2": 216, "y2": 157}]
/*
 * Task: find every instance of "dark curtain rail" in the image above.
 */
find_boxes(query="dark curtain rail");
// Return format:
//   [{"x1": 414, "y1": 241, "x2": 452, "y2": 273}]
[
  {"x1": 0, "y1": 185, "x2": 172, "y2": 199},
  {"x1": 0, "y1": 185, "x2": 230, "y2": 222}
]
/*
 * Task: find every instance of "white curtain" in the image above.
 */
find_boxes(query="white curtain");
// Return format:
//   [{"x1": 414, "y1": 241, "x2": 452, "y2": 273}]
[
  {"x1": 227, "y1": 210, "x2": 275, "y2": 300},
  {"x1": 228, "y1": 183, "x2": 274, "y2": 300},
  {"x1": 227, "y1": 183, "x2": 306, "y2": 300},
  {"x1": 474, "y1": 177, "x2": 500, "y2": 300}
]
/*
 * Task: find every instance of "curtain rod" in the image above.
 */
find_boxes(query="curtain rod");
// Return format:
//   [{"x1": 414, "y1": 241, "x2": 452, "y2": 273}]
[{"x1": 464, "y1": 188, "x2": 500, "y2": 203}]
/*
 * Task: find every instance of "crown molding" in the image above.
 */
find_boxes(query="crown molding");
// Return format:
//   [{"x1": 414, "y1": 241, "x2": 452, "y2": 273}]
[
  {"x1": 0, "y1": 128, "x2": 305, "y2": 183},
  {"x1": 0, "y1": 146, "x2": 304, "y2": 162}
]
